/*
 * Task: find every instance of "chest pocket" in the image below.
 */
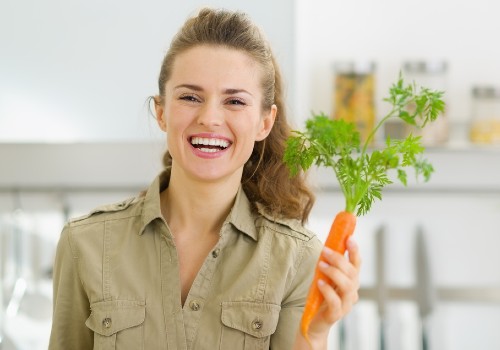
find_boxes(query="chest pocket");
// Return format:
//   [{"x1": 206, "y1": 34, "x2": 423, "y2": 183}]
[
  {"x1": 220, "y1": 301, "x2": 281, "y2": 350},
  {"x1": 85, "y1": 300, "x2": 145, "y2": 350}
]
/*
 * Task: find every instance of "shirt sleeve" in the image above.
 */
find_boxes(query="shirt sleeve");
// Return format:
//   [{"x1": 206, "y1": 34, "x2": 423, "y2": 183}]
[
  {"x1": 49, "y1": 225, "x2": 93, "y2": 349},
  {"x1": 270, "y1": 236, "x2": 323, "y2": 349}
]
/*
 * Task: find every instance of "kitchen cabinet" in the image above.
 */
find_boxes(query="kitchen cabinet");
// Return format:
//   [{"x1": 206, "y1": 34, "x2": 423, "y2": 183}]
[{"x1": 1, "y1": 143, "x2": 499, "y2": 349}]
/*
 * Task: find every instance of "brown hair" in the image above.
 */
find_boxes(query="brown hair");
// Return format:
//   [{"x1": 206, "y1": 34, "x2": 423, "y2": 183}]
[{"x1": 155, "y1": 8, "x2": 314, "y2": 223}]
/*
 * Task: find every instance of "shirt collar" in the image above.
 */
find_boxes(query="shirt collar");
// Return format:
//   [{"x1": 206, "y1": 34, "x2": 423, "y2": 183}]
[
  {"x1": 226, "y1": 186, "x2": 258, "y2": 241},
  {"x1": 139, "y1": 174, "x2": 258, "y2": 241}
]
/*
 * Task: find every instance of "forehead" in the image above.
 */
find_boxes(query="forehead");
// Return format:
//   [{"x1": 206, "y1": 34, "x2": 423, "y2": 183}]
[{"x1": 168, "y1": 45, "x2": 262, "y2": 90}]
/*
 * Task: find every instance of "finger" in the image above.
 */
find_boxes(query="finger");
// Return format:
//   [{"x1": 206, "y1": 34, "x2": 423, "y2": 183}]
[
  {"x1": 318, "y1": 261, "x2": 359, "y2": 296},
  {"x1": 346, "y1": 239, "x2": 362, "y2": 270},
  {"x1": 317, "y1": 279, "x2": 343, "y2": 323},
  {"x1": 321, "y1": 247, "x2": 357, "y2": 280}
]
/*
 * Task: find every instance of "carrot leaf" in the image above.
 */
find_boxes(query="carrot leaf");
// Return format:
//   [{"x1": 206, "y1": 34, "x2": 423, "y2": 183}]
[{"x1": 283, "y1": 75, "x2": 445, "y2": 216}]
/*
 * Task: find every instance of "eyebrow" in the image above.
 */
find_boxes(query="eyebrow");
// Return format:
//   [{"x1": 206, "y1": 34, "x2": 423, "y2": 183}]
[
  {"x1": 174, "y1": 84, "x2": 253, "y2": 96},
  {"x1": 174, "y1": 84, "x2": 203, "y2": 91},
  {"x1": 224, "y1": 88, "x2": 253, "y2": 96}
]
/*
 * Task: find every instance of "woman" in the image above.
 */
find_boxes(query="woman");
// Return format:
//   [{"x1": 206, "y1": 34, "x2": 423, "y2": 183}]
[{"x1": 49, "y1": 8, "x2": 360, "y2": 350}]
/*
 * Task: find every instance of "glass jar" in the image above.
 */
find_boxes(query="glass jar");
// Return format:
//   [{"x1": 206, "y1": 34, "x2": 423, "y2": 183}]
[
  {"x1": 332, "y1": 61, "x2": 376, "y2": 143},
  {"x1": 469, "y1": 86, "x2": 500, "y2": 144},
  {"x1": 401, "y1": 60, "x2": 449, "y2": 146}
]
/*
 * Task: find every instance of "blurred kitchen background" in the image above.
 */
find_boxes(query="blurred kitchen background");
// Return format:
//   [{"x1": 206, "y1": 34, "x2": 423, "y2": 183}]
[{"x1": 1, "y1": 0, "x2": 500, "y2": 349}]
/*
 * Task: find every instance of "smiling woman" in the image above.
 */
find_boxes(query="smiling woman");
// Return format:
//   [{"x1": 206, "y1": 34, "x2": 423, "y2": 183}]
[
  {"x1": 48, "y1": 7, "x2": 361, "y2": 350},
  {"x1": 154, "y1": 46, "x2": 275, "y2": 185}
]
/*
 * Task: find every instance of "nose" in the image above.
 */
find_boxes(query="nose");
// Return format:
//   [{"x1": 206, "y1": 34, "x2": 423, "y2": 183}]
[{"x1": 197, "y1": 101, "x2": 224, "y2": 127}]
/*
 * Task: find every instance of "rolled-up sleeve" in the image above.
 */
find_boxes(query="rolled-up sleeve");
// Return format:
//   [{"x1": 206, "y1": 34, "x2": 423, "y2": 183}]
[
  {"x1": 49, "y1": 225, "x2": 93, "y2": 349},
  {"x1": 270, "y1": 237, "x2": 323, "y2": 349}
]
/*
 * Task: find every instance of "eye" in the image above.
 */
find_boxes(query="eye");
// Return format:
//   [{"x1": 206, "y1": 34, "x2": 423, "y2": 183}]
[
  {"x1": 179, "y1": 94, "x2": 201, "y2": 103},
  {"x1": 226, "y1": 98, "x2": 246, "y2": 106}
]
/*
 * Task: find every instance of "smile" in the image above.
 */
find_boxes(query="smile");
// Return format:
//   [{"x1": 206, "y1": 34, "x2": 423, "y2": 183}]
[{"x1": 190, "y1": 136, "x2": 231, "y2": 153}]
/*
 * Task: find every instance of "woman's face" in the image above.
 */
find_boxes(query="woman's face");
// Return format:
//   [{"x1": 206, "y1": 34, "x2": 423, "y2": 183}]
[{"x1": 156, "y1": 45, "x2": 276, "y2": 184}]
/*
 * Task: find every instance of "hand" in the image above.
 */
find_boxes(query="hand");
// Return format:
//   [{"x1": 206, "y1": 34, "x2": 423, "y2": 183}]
[{"x1": 307, "y1": 239, "x2": 361, "y2": 346}]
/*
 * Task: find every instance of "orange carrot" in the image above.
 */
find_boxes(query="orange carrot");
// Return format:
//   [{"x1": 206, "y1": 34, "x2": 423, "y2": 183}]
[{"x1": 300, "y1": 211, "x2": 357, "y2": 343}]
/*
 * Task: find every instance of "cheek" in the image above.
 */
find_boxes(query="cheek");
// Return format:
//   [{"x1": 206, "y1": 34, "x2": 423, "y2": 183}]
[
  {"x1": 236, "y1": 112, "x2": 264, "y2": 135},
  {"x1": 165, "y1": 105, "x2": 190, "y2": 131},
  {"x1": 232, "y1": 121, "x2": 257, "y2": 147},
  {"x1": 164, "y1": 107, "x2": 188, "y2": 153}
]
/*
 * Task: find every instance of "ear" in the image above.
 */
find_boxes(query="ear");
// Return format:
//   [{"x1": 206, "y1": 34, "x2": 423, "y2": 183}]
[
  {"x1": 154, "y1": 96, "x2": 167, "y2": 132},
  {"x1": 255, "y1": 104, "x2": 277, "y2": 141}
]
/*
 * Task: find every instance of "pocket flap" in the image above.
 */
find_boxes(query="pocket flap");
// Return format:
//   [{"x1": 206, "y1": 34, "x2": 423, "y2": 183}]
[
  {"x1": 85, "y1": 300, "x2": 145, "y2": 337},
  {"x1": 221, "y1": 301, "x2": 281, "y2": 338}
]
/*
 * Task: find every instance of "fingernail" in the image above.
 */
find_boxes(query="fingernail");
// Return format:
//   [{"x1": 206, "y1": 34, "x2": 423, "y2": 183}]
[
  {"x1": 318, "y1": 261, "x2": 329, "y2": 270},
  {"x1": 317, "y1": 279, "x2": 326, "y2": 287},
  {"x1": 323, "y1": 247, "x2": 334, "y2": 256}
]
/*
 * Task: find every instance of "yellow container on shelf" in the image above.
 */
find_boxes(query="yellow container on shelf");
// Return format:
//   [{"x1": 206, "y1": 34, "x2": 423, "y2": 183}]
[
  {"x1": 332, "y1": 61, "x2": 375, "y2": 143},
  {"x1": 470, "y1": 86, "x2": 500, "y2": 144}
]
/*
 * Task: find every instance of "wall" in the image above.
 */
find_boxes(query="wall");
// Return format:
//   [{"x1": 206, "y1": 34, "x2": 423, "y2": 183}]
[{"x1": 0, "y1": 0, "x2": 295, "y2": 142}]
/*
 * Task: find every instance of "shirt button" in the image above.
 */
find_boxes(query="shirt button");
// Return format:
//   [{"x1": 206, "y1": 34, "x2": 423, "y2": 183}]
[
  {"x1": 212, "y1": 249, "x2": 220, "y2": 258},
  {"x1": 102, "y1": 317, "x2": 112, "y2": 328},
  {"x1": 189, "y1": 300, "x2": 201, "y2": 311},
  {"x1": 252, "y1": 319, "x2": 263, "y2": 330}
]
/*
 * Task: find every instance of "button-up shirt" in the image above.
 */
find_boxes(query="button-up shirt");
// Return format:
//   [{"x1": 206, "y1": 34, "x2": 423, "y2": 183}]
[{"x1": 49, "y1": 175, "x2": 322, "y2": 349}]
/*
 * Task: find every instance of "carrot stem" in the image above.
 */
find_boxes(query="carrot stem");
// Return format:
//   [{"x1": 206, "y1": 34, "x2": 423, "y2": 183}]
[{"x1": 300, "y1": 211, "x2": 357, "y2": 344}]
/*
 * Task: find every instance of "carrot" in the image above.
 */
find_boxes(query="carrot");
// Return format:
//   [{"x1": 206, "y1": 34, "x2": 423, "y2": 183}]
[
  {"x1": 283, "y1": 74, "x2": 445, "y2": 345},
  {"x1": 300, "y1": 211, "x2": 357, "y2": 343}
]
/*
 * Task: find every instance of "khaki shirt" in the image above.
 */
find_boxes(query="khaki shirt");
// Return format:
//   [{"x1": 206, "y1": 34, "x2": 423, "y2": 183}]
[{"x1": 49, "y1": 175, "x2": 322, "y2": 350}]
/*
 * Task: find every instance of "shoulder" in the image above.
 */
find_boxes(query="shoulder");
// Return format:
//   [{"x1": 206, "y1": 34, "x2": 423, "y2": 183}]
[
  {"x1": 68, "y1": 196, "x2": 142, "y2": 227},
  {"x1": 56, "y1": 196, "x2": 145, "y2": 260},
  {"x1": 254, "y1": 202, "x2": 318, "y2": 244}
]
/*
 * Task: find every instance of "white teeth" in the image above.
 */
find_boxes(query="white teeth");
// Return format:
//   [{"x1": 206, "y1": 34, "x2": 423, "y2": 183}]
[
  {"x1": 191, "y1": 137, "x2": 230, "y2": 148},
  {"x1": 199, "y1": 148, "x2": 217, "y2": 153}
]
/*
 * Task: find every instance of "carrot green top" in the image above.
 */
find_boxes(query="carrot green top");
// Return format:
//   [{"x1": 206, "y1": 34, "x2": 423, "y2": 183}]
[{"x1": 283, "y1": 75, "x2": 445, "y2": 216}]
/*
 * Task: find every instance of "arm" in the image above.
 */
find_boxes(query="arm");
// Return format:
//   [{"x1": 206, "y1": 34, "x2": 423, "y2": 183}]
[
  {"x1": 293, "y1": 239, "x2": 361, "y2": 350},
  {"x1": 49, "y1": 225, "x2": 93, "y2": 349}
]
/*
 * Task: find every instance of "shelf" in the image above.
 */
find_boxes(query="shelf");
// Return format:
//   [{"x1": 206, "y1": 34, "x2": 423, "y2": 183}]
[
  {"x1": 0, "y1": 142, "x2": 499, "y2": 193},
  {"x1": 0, "y1": 142, "x2": 165, "y2": 191},
  {"x1": 308, "y1": 146, "x2": 500, "y2": 194}
]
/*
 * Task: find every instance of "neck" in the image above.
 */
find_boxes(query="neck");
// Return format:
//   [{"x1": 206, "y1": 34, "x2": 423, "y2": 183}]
[{"x1": 160, "y1": 166, "x2": 241, "y2": 237}]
